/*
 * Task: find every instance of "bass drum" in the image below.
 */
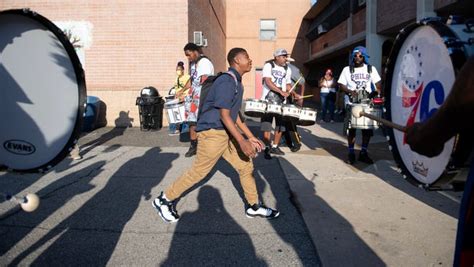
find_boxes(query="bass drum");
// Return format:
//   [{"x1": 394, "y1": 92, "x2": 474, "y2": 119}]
[
  {"x1": 384, "y1": 18, "x2": 473, "y2": 190},
  {"x1": 0, "y1": 9, "x2": 86, "y2": 172}
]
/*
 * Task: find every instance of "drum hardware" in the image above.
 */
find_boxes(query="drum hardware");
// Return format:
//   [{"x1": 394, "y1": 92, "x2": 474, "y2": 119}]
[
  {"x1": 348, "y1": 104, "x2": 382, "y2": 130},
  {"x1": 0, "y1": 9, "x2": 86, "y2": 172},
  {"x1": 243, "y1": 98, "x2": 267, "y2": 118},
  {"x1": 164, "y1": 101, "x2": 186, "y2": 124},
  {"x1": 281, "y1": 104, "x2": 301, "y2": 121},
  {"x1": 1, "y1": 192, "x2": 40, "y2": 212},
  {"x1": 383, "y1": 17, "x2": 473, "y2": 190},
  {"x1": 351, "y1": 105, "x2": 406, "y2": 132}
]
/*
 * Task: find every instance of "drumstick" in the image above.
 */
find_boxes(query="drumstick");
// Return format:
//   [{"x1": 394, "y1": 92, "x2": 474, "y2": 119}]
[
  {"x1": 288, "y1": 76, "x2": 303, "y2": 93},
  {"x1": 299, "y1": 95, "x2": 313, "y2": 99},
  {"x1": 351, "y1": 106, "x2": 406, "y2": 132}
]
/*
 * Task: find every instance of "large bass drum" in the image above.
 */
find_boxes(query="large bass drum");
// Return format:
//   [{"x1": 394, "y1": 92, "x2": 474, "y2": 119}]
[
  {"x1": 384, "y1": 18, "x2": 473, "y2": 190},
  {"x1": 0, "y1": 9, "x2": 86, "y2": 172}
]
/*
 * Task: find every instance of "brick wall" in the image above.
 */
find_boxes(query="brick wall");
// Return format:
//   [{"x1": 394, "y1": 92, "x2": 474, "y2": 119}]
[
  {"x1": 188, "y1": 0, "x2": 226, "y2": 73},
  {"x1": 351, "y1": 8, "x2": 365, "y2": 35},
  {"x1": 310, "y1": 21, "x2": 348, "y2": 55},
  {"x1": 376, "y1": 0, "x2": 415, "y2": 33},
  {"x1": 1, "y1": 0, "x2": 189, "y2": 127}
]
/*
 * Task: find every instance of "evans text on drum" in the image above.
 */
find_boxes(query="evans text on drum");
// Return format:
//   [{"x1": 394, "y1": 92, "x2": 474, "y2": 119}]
[
  {"x1": 0, "y1": 9, "x2": 86, "y2": 172},
  {"x1": 383, "y1": 17, "x2": 473, "y2": 190}
]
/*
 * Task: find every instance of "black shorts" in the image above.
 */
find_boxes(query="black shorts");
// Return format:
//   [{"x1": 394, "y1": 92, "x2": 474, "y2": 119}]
[{"x1": 260, "y1": 113, "x2": 285, "y2": 132}]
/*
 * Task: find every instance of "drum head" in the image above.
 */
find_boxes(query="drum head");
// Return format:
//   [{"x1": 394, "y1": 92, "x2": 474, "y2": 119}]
[
  {"x1": 384, "y1": 20, "x2": 468, "y2": 186},
  {"x1": 0, "y1": 9, "x2": 86, "y2": 172}
]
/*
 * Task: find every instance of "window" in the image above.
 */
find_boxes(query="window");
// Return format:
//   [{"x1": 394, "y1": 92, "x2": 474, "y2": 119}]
[{"x1": 260, "y1": 19, "x2": 276, "y2": 40}]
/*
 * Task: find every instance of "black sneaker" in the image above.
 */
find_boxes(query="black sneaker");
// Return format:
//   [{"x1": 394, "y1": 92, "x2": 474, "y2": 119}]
[
  {"x1": 245, "y1": 203, "x2": 280, "y2": 219},
  {"x1": 152, "y1": 192, "x2": 179, "y2": 223},
  {"x1": 185, "y1": 145, "x2": 197, "y2": 157},
  {"x1": 290, "y1": 144, "x2": 301, "y2": 152},
  {"x1": 358, "y1": 150, "x2": 374, "y2": 164},
  {"x1": 264, "y1": 147, "x2": 272, "y2": 160},
  {"x1": 346, "y1": 152, "x2": 356, "y2": 165},
  {"x1": 270, "y1": 146, "x2": 285, "y2": 155}
]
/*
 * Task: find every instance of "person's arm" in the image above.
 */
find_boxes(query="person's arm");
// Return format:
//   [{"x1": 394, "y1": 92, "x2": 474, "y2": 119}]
[
  {"x1": 296, "y1": 83, "x2": 305, "y2": 106},
  {"x1": 236, "y1": 115, "x2": 264, "y2": 152},
  {"x1": 220, "y1": 109, "x2": 257, "y2": 158},
  {"x1": 406, "y1": 57, "x2": 474, "y2": 157},
  {"x1": 264, "y1": 77, "x2": 289, "y2": 98},
  {"x1": 338, "y1": 83, "x2": 357, "y2": 97}
]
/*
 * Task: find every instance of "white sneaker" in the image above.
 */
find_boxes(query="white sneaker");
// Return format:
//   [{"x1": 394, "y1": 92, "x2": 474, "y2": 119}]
[
  {"x1": 245, "y1": 203, "x2": 280, "y2": 219},
  {"x1": 152, "y1": 192, "x2": 179, "y2": 223}
]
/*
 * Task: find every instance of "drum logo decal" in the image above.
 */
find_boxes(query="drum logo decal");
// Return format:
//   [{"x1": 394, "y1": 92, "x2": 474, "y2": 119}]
[
  {"x1": 401, "y1": 45, "x2": 445, "y2": 144},
  {"x1": 412, "y1": 161, "x2": 428, "y2": 177},
  {"x1": 3, "y1": 140, "x2": 36, "y2": 155}
]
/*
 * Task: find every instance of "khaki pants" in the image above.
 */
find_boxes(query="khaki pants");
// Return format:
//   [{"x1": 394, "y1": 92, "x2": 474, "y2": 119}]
[{"x1": 165, "y1": 129, "x2": 259, "y2": 205}]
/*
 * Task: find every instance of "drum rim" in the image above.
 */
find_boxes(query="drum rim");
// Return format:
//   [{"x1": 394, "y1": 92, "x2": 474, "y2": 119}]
[
  {"x1": 0, "y1": 9, "x2": 87, "y2": 172},
  {"x1": 245, "y1": 98, "x2": 267, "y2": 103},
  {"x1": 383, "y1": 19, "x2": 467, "y2": 187}
]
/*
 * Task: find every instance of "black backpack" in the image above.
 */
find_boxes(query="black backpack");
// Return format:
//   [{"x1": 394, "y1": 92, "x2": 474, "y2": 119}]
[{"x1": 197, "y1": 71, "x2": 238, "y2": 118}]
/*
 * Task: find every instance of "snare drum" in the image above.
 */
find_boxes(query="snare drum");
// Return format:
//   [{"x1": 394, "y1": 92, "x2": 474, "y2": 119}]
[
  {"x1": 282, "y1": 104, "x2": 301, "y2": 121},
  {"x1": 0, "y1": 9, "x2": 86, "y2": 172},
  {"x1": 164, "y1": 102, "x2": 186, "y2": 124},
  {"x1": 349, "y1": 104, "x2": 382, "y2": 129},
  {"x1": 244, "y1": 98, "x2": 267, "y2": 117},
  {"x1": 266, "y1": 103, "x2": 282, "y2": 116},
  {"x1": 384, "y1": 18, "x2": 473, "y2": 190},
  {"x1": 298, "y1": 108, "x2": 317, "y2": 126}
]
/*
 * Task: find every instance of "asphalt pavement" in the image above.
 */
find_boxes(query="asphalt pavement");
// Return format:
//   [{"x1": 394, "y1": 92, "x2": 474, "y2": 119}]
[{"x1": 0, "y1": 117, "x2": 462, "y2": 266}]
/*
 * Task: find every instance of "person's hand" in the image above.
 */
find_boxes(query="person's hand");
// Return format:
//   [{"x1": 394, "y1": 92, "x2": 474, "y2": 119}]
[
  {"x1": 281, "y1": 91, "x2": 290, "y2": 98},
  {"x1": 293, "y1": 93, "x2": 301, "y2": 100},
  {"x1": 238, "y1": 139, "x2": 257, "y2": 158},
  {"x1": 405, "y1": 123, "x2": 444, "y2": 157},
  {"x1": 350, "y1": 90, "x2": 358, "y2": 98},
  {"x1": 248, "y1": 137, "x2": 264, "y2": 152},
  {"x1": 368, "y1": 91, "x2": 379, "y2": 99}
]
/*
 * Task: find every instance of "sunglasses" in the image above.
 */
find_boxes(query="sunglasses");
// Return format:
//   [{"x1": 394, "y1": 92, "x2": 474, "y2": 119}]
[{"x1": 354, "y1": 54, "x2": 364, "y2": 59}]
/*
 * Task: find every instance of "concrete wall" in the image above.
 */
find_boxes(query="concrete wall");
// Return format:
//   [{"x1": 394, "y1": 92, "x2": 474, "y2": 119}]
[{"x1": 376, "y1": 0, "x2": 416, "y2": 34}]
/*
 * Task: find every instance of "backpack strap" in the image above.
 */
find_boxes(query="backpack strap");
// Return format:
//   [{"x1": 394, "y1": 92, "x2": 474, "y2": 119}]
[{"x1": 197, "y1": 71, "x2": 239, "y2": 118}]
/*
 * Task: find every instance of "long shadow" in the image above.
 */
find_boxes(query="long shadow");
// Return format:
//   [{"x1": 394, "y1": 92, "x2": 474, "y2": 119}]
[
  {"x1": 0, "y1": 161, "x2": 106, "y2": 257},
  {"x1": 9, "y1": 147, "x2": 178, "y2": 265},
  {"x1": 161, "y1": 185, "x2": 267, "y2": 266},
  {"x1": 271, "y1": 156, "x2": 385, "y2": 266},
  {"x1": 79, "y1": 111, "x2": 134, "y2": 156},
  {"x1": 189, "y1": 155, "x2": 321, "y2": 265}
]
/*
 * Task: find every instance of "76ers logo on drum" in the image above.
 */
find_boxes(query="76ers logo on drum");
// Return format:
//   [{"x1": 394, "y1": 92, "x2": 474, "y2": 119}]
[{"x1": 401, "y1": 45, "x2": 445, "y2": 143}]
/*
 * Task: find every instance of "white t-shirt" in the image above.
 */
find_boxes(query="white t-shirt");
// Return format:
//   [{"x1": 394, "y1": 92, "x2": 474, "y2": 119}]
[
  {"x1": 337, "y1": 64, "x2": 381, "y2": 93},
  {"x1": 261, "y1": 61, "x2": 292, "y2": 100},
  {"x1": 190, "y1": 57, "x2": 214, "y2": 91},
  {"x1": 320, "y1": 79, "x2": 336, "y2": 93}
]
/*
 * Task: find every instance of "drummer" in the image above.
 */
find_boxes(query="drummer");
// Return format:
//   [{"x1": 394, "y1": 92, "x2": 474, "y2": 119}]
[
  {"x1": 168, "y1": 61, "x2": 191, "y2": 136},
  {"x1": 337, "y1": 46, "x2": 382, "y2": 165},
  {"x1": 260, "y1": 48, "x2": 300, "y2": 160}
]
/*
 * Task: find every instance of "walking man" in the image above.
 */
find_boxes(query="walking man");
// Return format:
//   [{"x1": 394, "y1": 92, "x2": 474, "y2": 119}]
[{"x1": 153, "y1": 48, "x2": 280, "y2": 223}]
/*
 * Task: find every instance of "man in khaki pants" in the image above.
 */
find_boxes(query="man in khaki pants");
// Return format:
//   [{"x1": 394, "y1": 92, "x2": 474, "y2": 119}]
[{"x1": 152, "y1": 48, "x2": 279, "y2": 223}]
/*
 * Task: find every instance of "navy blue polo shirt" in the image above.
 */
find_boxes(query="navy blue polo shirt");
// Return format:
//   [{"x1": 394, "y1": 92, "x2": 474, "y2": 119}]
[{"x1": 196, "y1": 67, "x2": 243, "y2": 132}]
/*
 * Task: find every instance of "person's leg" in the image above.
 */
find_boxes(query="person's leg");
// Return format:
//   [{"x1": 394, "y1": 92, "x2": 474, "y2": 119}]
[
  {"x1": 223, "y1": 138, "x2": 279, "y2": 219},
  {"x1": 185, "y1": 122, "x2": 198, "y2": 157},
  {"x1": 261, "y1": 114, "x2": 274, "y2": 159},
  {"x1": 320, "y1": 92, "x2": 328, "y2": 122},
  {"x1": 329, "y1": 93, "x2": 336, "y2": 122},
  {"x1": 346, "y1": 129, "x2": 356, "y2": 164},
  {"x1": 358, "y1": 129, "x2": 374, "y2": 164},
  {"x1": 168, "y1": 123, "x2": 177, "y2": 135},
  {"x1": 154, "y1": 129, "x2": 228, "y2": 223},
  {"x1": 270, "y1": 116, "x2": 285, "y2": 155}
]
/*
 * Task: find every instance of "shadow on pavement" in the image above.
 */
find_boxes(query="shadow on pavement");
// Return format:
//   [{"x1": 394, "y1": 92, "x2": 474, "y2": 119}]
[
  {"x1": 161, "y1": 185, "x2": 267, "y2": 266},
  {"x1": 276, "y1": 156, "x2": 386, "y2": 266},
  {"x1": 6, "y1": 147, "x2": 177, "y2": 265}
]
